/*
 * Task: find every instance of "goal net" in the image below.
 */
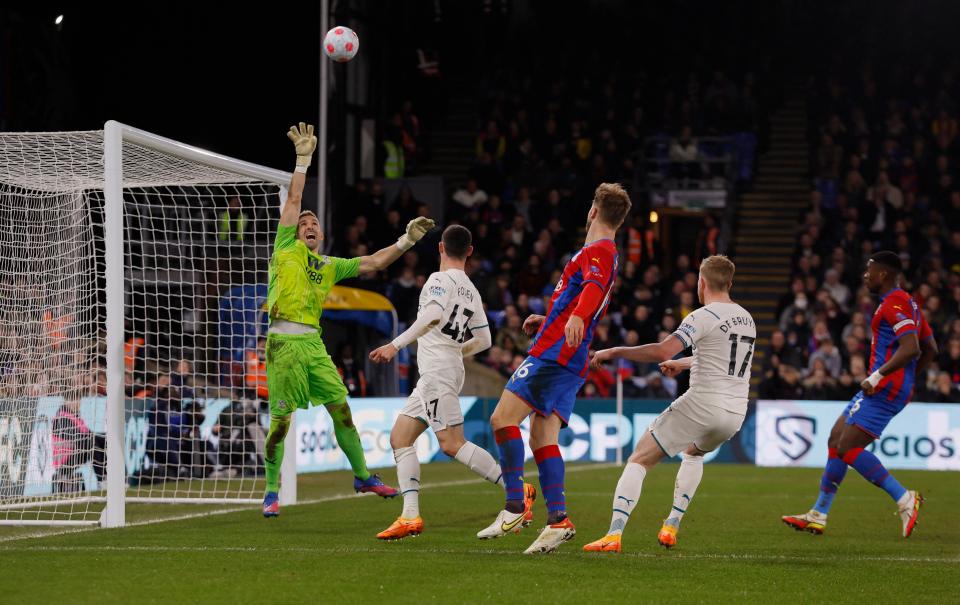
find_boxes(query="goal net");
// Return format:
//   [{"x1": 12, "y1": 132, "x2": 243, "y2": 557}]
[{"x1": 0, "y1": 123, "x2": 294, "y2": 526}]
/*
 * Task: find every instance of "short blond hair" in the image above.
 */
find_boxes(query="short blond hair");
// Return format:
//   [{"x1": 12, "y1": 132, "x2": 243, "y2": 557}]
[
  {"x1": 700, "y1": 255, "x2": 735, "y2": 292},
  {"x1": 593, "y1": 183, "x2": 632, "y2": 227}
]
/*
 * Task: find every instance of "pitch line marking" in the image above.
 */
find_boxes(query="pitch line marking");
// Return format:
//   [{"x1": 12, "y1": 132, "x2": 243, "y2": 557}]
[
  {"x1": 1, "y1": 544, "x2": 956, "y2": 564},
  {"x1": 0, "y1": 463, "x2": 618, "y2": 543}
]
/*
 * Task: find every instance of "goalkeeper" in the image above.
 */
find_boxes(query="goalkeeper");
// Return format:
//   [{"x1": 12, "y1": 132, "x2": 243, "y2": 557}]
[{"x1": 262, "y1": 123, "x2": 436, "y2": 517}]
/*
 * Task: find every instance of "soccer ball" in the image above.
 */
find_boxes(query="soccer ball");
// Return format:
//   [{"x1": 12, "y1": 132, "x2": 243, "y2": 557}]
[{"x1": 323, "y1": 26, "x2": 359, "y2": 63}]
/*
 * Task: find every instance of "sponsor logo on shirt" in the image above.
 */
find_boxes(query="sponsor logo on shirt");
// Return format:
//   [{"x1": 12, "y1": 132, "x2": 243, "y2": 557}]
[{"x1": 429, "y1": 286, "x2": 446, "y2": 297}]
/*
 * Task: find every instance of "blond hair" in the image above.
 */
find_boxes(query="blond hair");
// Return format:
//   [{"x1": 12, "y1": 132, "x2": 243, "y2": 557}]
[
  {"x1": 593, "y1": 183, "x2": 632, "y2": 227},
  {"x1": 700, "y1": 255, "x2": 735, "y2": 292}
]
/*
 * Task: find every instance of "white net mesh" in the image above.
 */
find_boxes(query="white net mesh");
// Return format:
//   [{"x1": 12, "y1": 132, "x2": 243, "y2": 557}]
[{"x1": 0, "y1": 130, "x2": 283, "y2": 523}]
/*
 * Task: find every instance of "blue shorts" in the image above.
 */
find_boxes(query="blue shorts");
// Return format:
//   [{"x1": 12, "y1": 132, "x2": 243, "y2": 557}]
[
  {"x1": 843, "y1": 392, "x2": 905, "y2": 439},
  {"x1": 504, "y1": 355, "x2": 585, "y2": 427}
]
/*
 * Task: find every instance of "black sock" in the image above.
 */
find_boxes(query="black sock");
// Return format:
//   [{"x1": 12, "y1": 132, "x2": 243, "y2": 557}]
[
  {"x1": 505, "y1": 500, "x2": 525, "y2": 514},
  {"x1": 547, "y1": 510, "x2": 567, "y2": 525}
]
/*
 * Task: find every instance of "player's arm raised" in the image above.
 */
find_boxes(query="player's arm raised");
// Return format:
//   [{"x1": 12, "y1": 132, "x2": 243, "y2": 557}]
[
  {"x1": 279, "y1": 123, "x2": 317, "y2": 228},
  {"x1": 357, "y1": 217, "x2": 436, "y2": 275},
  {"x1": 590, "y1": 333, "x2": 686, "y2": 369}
]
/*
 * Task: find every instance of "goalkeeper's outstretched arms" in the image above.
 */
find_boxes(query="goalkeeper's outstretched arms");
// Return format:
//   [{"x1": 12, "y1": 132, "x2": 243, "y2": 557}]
[
  {"x1": 357, "y1": 216, "x2": 436, "y2": 274},
  {"x1": 279, "y1": 122, "x2": 317, "y2": 228}
]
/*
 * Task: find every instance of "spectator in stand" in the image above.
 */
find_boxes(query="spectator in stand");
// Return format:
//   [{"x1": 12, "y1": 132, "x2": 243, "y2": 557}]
[
  {"x1": 823, "y1": 269, "x2": 851, "y2": 312},
  {"x1": 940, "y1": 337, "x2": 960, "y2": 386},
  {"x1": 924, "y1": 372, "x2": 960, "y2": 403},
  {"x1": 452, "y1": 179, "x2": 488, "y2": 214},
  {"x1": 761, "y1": 63, "x2": 960, "y2": 399},
  {"x1": 218, "y1": 196, "x2": 249, "y2": 243},
  {"x1": 244, "y1": 338, "x2": 268, "y2": 402},
  {"x1": 808, "y1": 336, "x2": 842, "y2": 379},
  {"x1": 51, "y1": 397, "x2": 105, "y2": 493},
  {"x1": 802, "y1": 359, "x2": 838, "y2": 400},
  {"x1": 669, "y1": 125, "x2": 700, "y2": 182},
  {"x1": 212, "y1": 398, "x2": 265, "y2": 479},
  {"x1": 516, "y1": 253, "x2": 547, "y2": 296},
  {"x1": 389, "y1": 267, "x2": 421, "y2": 324},
  {"x1": 476, "y1": 120, "x2": 506, "y2": 160},
  {"x1": 392, "y1": 186, "x2": 421, "y2": 224},
  {"x1": 335, "y1": 343, "x2": 368, "y2": 398}
]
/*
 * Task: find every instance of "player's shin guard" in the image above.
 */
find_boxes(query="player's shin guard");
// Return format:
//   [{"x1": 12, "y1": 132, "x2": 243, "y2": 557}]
[
  {"x1": 455, "y1": 441, "x2": 504, "y2": 488},
  {"x1": 608, "y1": 462, "x2": 646, "y2": 535},
  {"x1": 843, "y1": 447, "x2": 907, "y2": 502},
  {"x1": 667, "y1": 453, "x2": 703, "y2": 523},
  {"x1": 394, "y1": 446, "x2": 420, "y2": 519},
  {"x1": 813, "y1": 447, "x2": 848, "y2": 515},
  {"x1": 264, "y1": 416, "x2": 289, "y2": 494},
  {"x1": 494, "y1": 426, "x2": 525, "y2": 512},
  {"x1": 326, "y1": 401, "x2": 371, "y2": 481},
  {"x1": 533, "y1": 445, "x2": 566, "y2": 524}
]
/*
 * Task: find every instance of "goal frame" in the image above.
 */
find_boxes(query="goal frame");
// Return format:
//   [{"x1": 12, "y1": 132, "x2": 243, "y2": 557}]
[{"x1": 99, "y1": 121, "x2": 298, "y2": 527}]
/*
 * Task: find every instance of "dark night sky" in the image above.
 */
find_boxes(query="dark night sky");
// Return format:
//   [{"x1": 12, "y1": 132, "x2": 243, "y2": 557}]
[
  {"x1": 5, "y1": 4, "x2": 325, "y2": 170},
  {"x1": 6, "y1": 1, "x2": 960, "y2": 173}
]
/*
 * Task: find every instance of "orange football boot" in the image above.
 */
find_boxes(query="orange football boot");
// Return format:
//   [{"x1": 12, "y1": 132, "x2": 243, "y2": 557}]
[
  {"x1": 376, "y1": 516, "x2": 423, "y2": 540},
  {"x1": 520, "y1": 482, "x2": 537, "y2": 529},
  {"x1": 582, "y1": 533, "x2": 622, "y2": 553},
  {"x1": 657, "y1": 521, "x2": 679, "y2": 548}
]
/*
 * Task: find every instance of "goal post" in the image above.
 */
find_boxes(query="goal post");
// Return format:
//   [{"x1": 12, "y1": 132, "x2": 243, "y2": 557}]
[{"x1": 0, "y1": 122, "x2": 299, "y2": 527}]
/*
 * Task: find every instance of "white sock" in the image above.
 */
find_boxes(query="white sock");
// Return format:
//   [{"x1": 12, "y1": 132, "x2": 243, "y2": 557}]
[
  {"x1": 454, "y1": 441, "x2": 504, "y2": 488},
  {"x1": 897, "y1": 490, "x2": 913, "y2": 508},
  {"x1": 667, "y1": 453, "x2": 704, "y2": 524},
  {"x1": 607, "y1": 462, "x2": 647, "y2": 535},
  {"x1": 394, "y1": 446, "x2": 420, "y2": 518}
]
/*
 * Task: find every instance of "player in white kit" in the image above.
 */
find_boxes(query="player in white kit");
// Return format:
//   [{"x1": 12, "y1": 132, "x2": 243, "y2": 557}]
[
  {"x1": 369, "y1": 225, "x2": 534, "y2": 540},
  {"x1": 583, "y1": 255, "x2": 755, "y2": 553}
]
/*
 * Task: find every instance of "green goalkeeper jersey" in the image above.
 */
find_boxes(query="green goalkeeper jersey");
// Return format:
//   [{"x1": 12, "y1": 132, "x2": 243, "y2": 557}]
[{"x1": 267, "y1": 224, "x2": 360, "y2": 329}]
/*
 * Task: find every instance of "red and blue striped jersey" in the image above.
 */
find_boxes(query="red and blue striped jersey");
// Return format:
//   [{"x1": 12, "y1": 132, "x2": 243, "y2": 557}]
[
  {"x1": 528, "y1": 239, "x2": 618, "y2": 377},
  {"x1": 869, "y1": 288, "x2": 933, "y2": 405}
]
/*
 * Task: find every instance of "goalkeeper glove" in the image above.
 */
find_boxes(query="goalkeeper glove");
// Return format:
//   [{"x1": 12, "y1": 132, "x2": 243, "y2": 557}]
[
  {"x1": 396, "y1": 217, "x2": 436, "y2": 251},
  {"x1": 287, "y1": 122, "x2": 317, "y2": 171}
]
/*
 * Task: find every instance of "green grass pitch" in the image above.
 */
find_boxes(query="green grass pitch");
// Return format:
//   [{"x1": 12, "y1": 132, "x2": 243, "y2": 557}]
[{"x1": 1, "y1": 463, "x2": 957, "y2": 604}]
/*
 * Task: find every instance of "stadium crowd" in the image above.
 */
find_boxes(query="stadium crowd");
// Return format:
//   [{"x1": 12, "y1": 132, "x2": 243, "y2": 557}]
[
  {"x1": 760, "y1": 64, "x2": 960, "y2": 402},
  {"x1": 335, "y1": 64, "x2": 766, "y2": 398}
]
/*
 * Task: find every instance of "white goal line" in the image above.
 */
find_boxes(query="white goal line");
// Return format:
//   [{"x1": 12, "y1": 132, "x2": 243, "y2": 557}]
[
  {"x1": 0, "y1": 464, "x2": 619, "y2": 543},
  {"x1": 0, "y1": 544, "x2": 956, "y2": 565}
]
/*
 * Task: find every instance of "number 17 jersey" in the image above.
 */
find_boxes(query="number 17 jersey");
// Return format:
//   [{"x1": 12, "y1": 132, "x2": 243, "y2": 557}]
[
  {"x1": 415, "y1": 269, "x2": 487, "y2": 375},
  {"x1": 672, "y1": 301, "x2": 756, "y2": 413}
]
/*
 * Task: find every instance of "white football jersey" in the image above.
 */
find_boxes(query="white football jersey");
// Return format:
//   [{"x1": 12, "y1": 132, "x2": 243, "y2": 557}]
[
  {"x1": 415, "y1": 269, "x2": 487, "y2": 375},
  {"x1": 672, "y1": 302, "x2": 756, "y2": 412}
]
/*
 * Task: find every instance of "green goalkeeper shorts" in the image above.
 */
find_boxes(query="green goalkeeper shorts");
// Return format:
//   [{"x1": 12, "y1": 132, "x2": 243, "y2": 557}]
[{"x1": 265, "y1": 331, "x2": 348, "y2": 417}]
